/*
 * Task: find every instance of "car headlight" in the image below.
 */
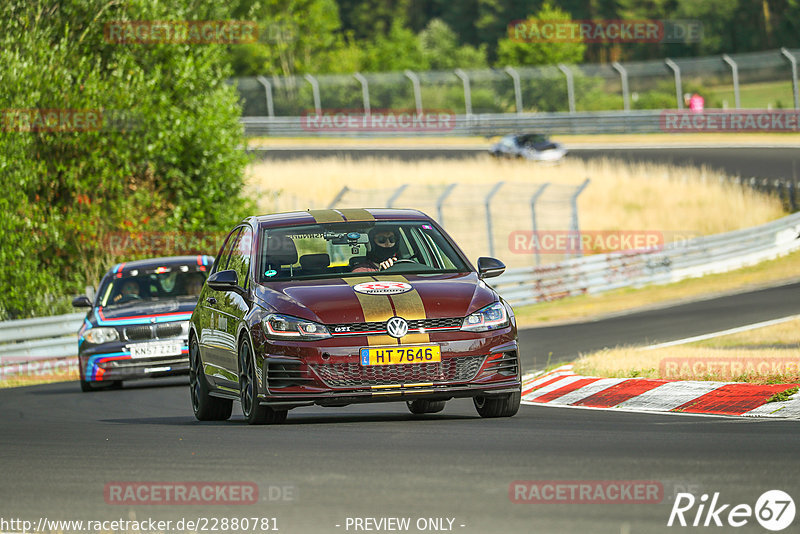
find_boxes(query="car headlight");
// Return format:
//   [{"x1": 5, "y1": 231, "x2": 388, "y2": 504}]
[
  {"x1": 83, "y1": 327, "x2": 120, "y2": 344},
  {"x1": 263, "y1": 314, "x2": 331, "y2": 340},
  {"x1": 461, "y1": 302, "x2": 509, "y2": 332}
]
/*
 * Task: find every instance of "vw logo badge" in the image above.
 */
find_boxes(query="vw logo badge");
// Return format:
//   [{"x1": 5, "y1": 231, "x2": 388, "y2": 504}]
[{"x1": 386, "y1": 317, "x2": 409, "y2": 339}]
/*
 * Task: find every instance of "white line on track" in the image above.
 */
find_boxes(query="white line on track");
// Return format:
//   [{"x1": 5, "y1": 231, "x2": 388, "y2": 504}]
[{"x1": 642, "y1": 314, "x2": 800, "y2": 350}]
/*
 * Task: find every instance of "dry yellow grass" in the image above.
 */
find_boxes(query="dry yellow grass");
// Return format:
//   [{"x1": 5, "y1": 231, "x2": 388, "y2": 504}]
[
  {"x1": 246, "y1": 156, "x2": 784, "y2": 269},
  {"x1": 573, "y1": 318, "x2": 800, "y2": 384},
  {"x1": 0, "y1": 367, "x2": 78, "y2": 389}
]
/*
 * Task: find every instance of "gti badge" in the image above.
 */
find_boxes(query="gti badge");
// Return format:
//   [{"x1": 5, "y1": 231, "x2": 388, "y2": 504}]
[{"x1": 386, "y1": 317, "x2": 409, "y2": 339}]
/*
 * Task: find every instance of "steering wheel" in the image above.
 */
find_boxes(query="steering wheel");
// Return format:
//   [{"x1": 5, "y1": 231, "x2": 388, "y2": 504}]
[{"x1": 392, "y1": 259, "x2": 417, "y2": 264}]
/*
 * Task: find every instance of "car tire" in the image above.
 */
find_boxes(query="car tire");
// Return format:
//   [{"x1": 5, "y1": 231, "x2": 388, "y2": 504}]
[
  {"x1": 406, "y1": 400, "x2": 446, "y2": 415},
  {"x1": 80, "y1": 378, "x2": 93, "y2": 392},
  {"x1": 473, "y1": 390, "x2": 521, "y2": 418},
  {"x1": 189, "y1": 334, "x2": 232, "y2": 421},
  {"x1": 239, "y1": 338, "x2": 287, "y2": 425},
  {"x1": 79, "y1": 377, "x2": 121, "y2": 392}
]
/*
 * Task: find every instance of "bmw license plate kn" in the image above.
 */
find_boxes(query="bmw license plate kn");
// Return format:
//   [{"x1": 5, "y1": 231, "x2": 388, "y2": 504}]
[{"x1": 360, "y1": 346, "x2": 441, "y2": 366}]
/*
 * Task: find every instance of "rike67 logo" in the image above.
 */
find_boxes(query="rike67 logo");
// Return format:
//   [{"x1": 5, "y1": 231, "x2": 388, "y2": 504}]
[{"x1": 668, "y1": 490, "x2": 795, "y2": 531}]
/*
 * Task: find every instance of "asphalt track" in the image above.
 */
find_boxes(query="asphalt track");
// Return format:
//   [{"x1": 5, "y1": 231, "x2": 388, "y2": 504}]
[
  {"x1": 252, "y1": 145, "x2": 800, "y2": 182},
  {"x1": 2, "y1": 148, "x2": 800, "y2": 533}
]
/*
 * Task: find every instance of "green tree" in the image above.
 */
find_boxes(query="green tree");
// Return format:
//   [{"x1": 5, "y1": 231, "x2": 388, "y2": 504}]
[{"x1": 495, "y1": 2, "x2": 586, "y2": 66}]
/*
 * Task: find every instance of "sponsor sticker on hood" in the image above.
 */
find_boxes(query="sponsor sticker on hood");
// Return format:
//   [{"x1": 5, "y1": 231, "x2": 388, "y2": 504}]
[{"x1": 352, "y1": 281, "x2": 412, "y2": 295}]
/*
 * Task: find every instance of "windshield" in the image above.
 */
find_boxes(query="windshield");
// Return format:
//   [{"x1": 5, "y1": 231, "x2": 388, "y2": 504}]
[
  {"x1": 98, "y1": 266, "x2": 207, "y2": 307},
  {"x1": 257, "y1": 221, "x2": 469, "y2": 282}
]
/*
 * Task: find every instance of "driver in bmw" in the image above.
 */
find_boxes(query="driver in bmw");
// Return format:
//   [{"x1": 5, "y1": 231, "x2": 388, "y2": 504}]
[{"x1": 352, "y1": 227, "x2": 402, "y2": 272}]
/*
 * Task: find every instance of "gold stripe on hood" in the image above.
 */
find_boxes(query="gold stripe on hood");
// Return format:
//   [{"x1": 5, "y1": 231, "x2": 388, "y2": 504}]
[
  {"x1": 345, "y1": 277, "x2": 396, "y2": 346},
  {"x1": 380, "y1": 275, "x2": 430, "y2": 345}
]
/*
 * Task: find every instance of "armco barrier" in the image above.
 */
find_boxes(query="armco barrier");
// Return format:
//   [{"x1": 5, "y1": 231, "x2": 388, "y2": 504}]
[
  {"x1": 493, "y1": 211, "x2": 800, "y2": 307},
  {"x1": 0, "y1": 312, "x2": 83, "y2": 363},
  {"x1": 1, "y1": 212, "x2": 799, "y2": 363}
]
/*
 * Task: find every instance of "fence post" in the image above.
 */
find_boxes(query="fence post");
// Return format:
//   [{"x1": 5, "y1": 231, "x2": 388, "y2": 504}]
[
  {"x1": 304, "y1": 74, "x2": 321, "y2": 115},
  {"x1": 781, "y1": 48, "x2": 800, "y2": 110},
  {"x1": 721, "y1": 54, "x2": 741, "y2": 109},
  {"x1": 436, "y1": 183, "x2": 458, "y2": 226},
  {"x1": 530, "y1": 183, "x2": 550, "y2": 266},
  {"x1": 611, "y1": 62, "x2": 630, "y2": 112},
  {"x1": 387, "y1": 184, "x2": 409, "y2": 208},
  {"x1": 256, "y1": 76, "x2": 275, "y2": 117},
  {"x1": 485, "y1": 182, "x2": 505, "y2": 257},
  {"x1": 354, "y1": 72, "x2": 371, "y2": 115},
  {"x1": 557, "y1": 64, "x2": 576, "y2": 114},
  {"x1": 504, "y1": 66, "x2": 523, "y2": 114},
  {"x1": 404, "y1": 70, "x2": 423, "y2": 115},
  {"x1": 327, "y1": 186, "x2": 350, "y2": 208},
  {"x1": 569, "y1": 179, "x2": 590, "y2": 257},
  {"x1": 454, "y1": 69, "x2": 473, "y2": 116},
  {"x1": 665, "y1": 58, "x2": 683, "y2": 110}
]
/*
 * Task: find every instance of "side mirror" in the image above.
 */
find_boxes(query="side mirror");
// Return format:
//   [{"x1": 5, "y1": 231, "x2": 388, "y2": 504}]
[
  {"x1": 206, "y1": 269, "x2": 239, "y2": 291},
  {"x1": 72, "y1": 295, "x2": 92, "y2": 308},
  {"x1": 477, "y1": 257, "x2": 505, "y2": 279}
]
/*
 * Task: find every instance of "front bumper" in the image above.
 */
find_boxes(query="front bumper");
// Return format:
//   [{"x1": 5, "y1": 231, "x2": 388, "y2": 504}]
[
  {"x1": 253, "y1": 332, "x2": 521, "y2": 409},
  {"x1": 79, "y1": 341, "x2": 189, "y2": 382}
]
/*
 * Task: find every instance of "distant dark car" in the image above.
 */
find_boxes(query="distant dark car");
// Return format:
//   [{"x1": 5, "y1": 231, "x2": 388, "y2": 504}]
[
  {"x1": 73, "y1": 256, "x2": 212, "y2": 392},
  {"x1": 490, "y1": 133, "x2": 567, "y2": 161},
  {"x1": 188, "y1": 208, "x2": 521, "y2": 424}
]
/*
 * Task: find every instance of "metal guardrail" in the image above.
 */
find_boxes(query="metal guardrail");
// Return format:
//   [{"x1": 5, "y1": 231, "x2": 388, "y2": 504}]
[
  {"x1": 242, "y1": 110, "x2": 668, "y2": 137},
  {"x1": 492, "y1": 211, "x2": 800, "y2": 307},
  {"x1": 0, "y1": 312, "x2": 83, "y2": 363}
]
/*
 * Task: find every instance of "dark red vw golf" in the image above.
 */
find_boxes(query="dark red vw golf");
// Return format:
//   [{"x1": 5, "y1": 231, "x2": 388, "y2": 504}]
[{"x1": 189, "y1": 208, "x2": 521, "y2": 424}]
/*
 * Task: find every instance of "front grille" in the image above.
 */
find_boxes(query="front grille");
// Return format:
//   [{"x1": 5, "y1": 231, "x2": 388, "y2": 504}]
[
  {"x1": 156, "y1": 322, "x2": 183, "y2": 339},
  {"x1": 101, "y1": 355, "x2": 188, "y2": 369},
  {"x1": 125, "y1": 325, "x2": 153, "y2": 341},
  {"x1": 329, "y1": 317, "x2": 462, "y2": 335},
  {"x1": 267, "y1": 361, "x2": 314, "y2": 388},
  {"x1": 480, "y1": 351, "x2": 519, "y2": 377},
  {"x1": 310, "y1": 355, "x2": 484, "y2": 388}
]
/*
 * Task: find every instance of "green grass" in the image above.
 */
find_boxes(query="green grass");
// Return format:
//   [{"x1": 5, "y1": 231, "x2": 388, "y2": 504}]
[{"x1": 705, "y1": 80, "x2": 796, "y2": 109}]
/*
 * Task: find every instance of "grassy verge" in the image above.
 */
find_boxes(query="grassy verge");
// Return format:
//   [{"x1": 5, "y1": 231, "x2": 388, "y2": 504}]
[
  {"x1": 572, "y1": 318, "x2": 800, "y2": 385},
  {"x1": 514, "y1": 248, "x2": 800, "y2": 327},
  {"x1": 0, "y1": 368, "x2": 78, "y2": 389}
]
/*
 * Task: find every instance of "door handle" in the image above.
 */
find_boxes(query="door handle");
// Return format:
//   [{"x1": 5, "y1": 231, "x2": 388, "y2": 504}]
[{"x1": 206, "y1": 297, "x2": 217, "y2": 305}]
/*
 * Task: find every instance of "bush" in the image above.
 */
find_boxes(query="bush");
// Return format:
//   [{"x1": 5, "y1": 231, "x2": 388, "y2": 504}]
[{"x1": 0, "y1": 0, "x2": 253, "y2": 319}]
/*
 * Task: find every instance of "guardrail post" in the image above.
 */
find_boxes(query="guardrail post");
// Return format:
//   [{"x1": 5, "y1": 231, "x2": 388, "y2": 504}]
[
  {"x1": 569, "y1": 178, "x2": 590, "y2": 257},
  {"x1": 781, "y1": 48, "x2": 800, "y2": 109},
  {"x1": 387, "y1": 184, "x2": 409, "y2": 208},
  {"x1": 404, "y1": 70, "x2": 423, "y2": 115},
  {"x1": 485, "y1": 182, "x2": 505, "y2": 257},
  {"x1": 327, "y1": 186, "x2": 350, "y2": 208},
  {"x1": 665, "y1": 58, "x2": 683, "y2": 110},
  {"x1": 454, "y1": 69, "x2": 472, "y2": 116},
  {"x1": 304, "y1": 74, "x2": 322, "y2": 115},
  {"x1": 557, "y1": 64, "x2": 576, "y2": 114},
  {"x1": 436, "y1": 183, "x2": 458, "y2": 226},
  {"x1": 721, "y1": 54, "x2": 741, "y2": 109},
  {"x1": 256, "y1": 76, "x2": 275, "y2": 117},
  {"x1": 354, "y1": 72, "x2": 371, "y2": 115},
  {"x1": 611, "y1": 62, "x2": 630, "y2": 112},
  {"x1": 504, "y1": 66, "x2": 523, "y2": 114},
  {"x1": 530, "y1": 183, "x2": 550, "y2": 266}
]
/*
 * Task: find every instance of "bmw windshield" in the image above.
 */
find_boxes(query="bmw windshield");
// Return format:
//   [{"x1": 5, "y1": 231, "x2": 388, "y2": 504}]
[{"x1": 257, "y1": 221, "x2": 470, "y2": 282}]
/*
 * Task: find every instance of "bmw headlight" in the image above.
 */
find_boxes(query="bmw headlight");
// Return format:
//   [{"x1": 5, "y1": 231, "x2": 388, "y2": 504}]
[
  {"x1": 264, "y1": 314, "x2": 331, "y2": 340},
  {"x1": 461, "y1": 302, "x2": 509, "y2": 332},
  {"x1": 83, "y1": 327, "x2": 120, "y2": 344}
]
